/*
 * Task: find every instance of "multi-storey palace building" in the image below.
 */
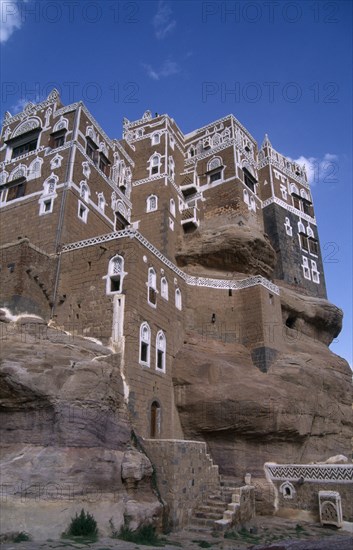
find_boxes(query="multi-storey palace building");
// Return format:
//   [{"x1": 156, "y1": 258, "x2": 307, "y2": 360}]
[{"x1": 0, "y1": 90, "x2": 326, "y2": 440}]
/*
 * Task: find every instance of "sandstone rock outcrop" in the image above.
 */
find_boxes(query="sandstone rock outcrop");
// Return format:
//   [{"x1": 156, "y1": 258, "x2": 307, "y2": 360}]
[
  {"x1": 176, "y1": 225, "x2": 276, "y2": 278},
  {"x1": 0, "y1": 313, "x2": 162, "y2": 539},
  {"x1": 172, "y1": 318, "x2": 352, "y2": 479}
]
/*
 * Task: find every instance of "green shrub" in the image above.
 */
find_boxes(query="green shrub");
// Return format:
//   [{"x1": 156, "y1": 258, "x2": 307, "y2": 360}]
[
  {"x1": 66, "y1": 508, "x2": 98, "y2": 538},
  {"x1": 114, "y1": 523, "x2": 163, "y2": 546},
  {"x1": 13, "y1": 532, "x2": 31, "y2": 542}
]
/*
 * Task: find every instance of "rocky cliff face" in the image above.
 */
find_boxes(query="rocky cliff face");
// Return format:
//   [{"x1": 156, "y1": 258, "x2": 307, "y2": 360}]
[
  {"x1": 0, "y1": 312, "x2": 162, "y2": 539},
  {"x1": 172, "y1": 225, "x2": 352, "y2": 481}
]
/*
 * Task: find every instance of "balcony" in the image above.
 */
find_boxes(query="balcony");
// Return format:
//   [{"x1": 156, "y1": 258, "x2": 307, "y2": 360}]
[
  {"x1": 180, "y1": 174, "x2": 198, "y2": 198},
  {"x1": 181, "y1": 207, "x2": 199, "y2": 231}
]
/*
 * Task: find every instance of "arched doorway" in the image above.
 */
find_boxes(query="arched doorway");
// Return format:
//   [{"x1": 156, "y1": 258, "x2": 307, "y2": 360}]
[{"x1": 150, "y1": 401, "x2": 161, "y2": 438}]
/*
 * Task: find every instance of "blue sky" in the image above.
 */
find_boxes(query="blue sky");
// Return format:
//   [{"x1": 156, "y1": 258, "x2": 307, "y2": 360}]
[{"x1": 1, "y1": 0, "x2": 352, "y2": 366}]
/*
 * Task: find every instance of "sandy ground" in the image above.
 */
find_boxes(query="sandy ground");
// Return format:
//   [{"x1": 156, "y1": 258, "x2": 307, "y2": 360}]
[{"x1": 1, "y1": 516, "x2": 352, "y2": 549}]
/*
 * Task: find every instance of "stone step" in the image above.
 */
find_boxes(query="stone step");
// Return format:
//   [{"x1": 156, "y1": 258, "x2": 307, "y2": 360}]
[
  {"x1": 189, "y1": 517, "x2": 219, "y2": 528},
  {"x1": 196, "y1": 504, "x2": 226, "y2": 514},
  {"x1": 194, "y1": 510, "x2": 224, "y2": 520}
]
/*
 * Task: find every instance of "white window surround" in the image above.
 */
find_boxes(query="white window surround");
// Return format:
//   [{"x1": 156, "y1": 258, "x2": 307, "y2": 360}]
[
  {"x1": 156, "y1": 330, "x2": 166, "y2": 373},
  {"x1": 79, "y1": 181, "x2": 90, "y2": 202},
  {"x1": 170, "y1": 198, "x2": 176, "y2": 217},
  {"x1": 290, "y1": 183, "x2": 299, "y2": 195},
  {"x1": 169, "y1": 217, "x2": 174, "y2": 231},
  {"x1": 78, "y1": 200, "x2": 88, "y2": 223},
  {"x1": 311, "y1": 260, "x2": 320, "y2": 283},
  {"x1": 104, "y1": 255, "x2": 126, "y2": 295},
  {"x1": 207, "y1": 156, "x2": 223, "y2": 172},
  {"x1": 39, "y1": 197, "x2": 54, "y2": 215},
  {"x1": 147, "y1": 267, "x2": 157, "y2": 307},
  {"x1": 280, "y1": 184, "x2": 288, "y2": 200},
  {"x1": 97, "y1": 192, "x2": 106, "y2": 212},
  {"x1": 175, "y1": 288, "x2": 182, "y2": 310},
  {"x1": 28, "y1": 157, "x2": 43, "y2": 180},
  {"x1": 298, "y1": 220, "x2": 305, "y2": 234},
  {"x1": 284, "y1": 217, "x2": 293, "y2": 236},
  {"x1": 148, "y1": 153, "x2": 162, "y2": 177},
  {"x1": 302, "y1": 256, "x2": 311, "y2": 280},
  {"x1": 151, "y1": 132, "x2": 160, "y2": 145},
  {"x1": 161, "y1": 277, "x2": 168, "y2": 300},
  {"x1": 139, "y1": 322, "x2": 151, "y2": 367},
  {"x1": 147, "y1": 194, "x2": 158, "y2": 212}
]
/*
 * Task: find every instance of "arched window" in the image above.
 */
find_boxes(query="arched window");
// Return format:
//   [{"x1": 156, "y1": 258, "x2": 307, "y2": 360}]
[
  {"x1": 169, "y1": 156, "x2": 175, "y2": 179},
  {"x1": 170, "y1": 198, "x2": 176, "y2": 217},
  {"x1": 212, "y1": 133, "x2": 222, "y2": 147},
  {"x1": 161, "y1": 277, "x2": 168, "y2": 300},
  {"x1": 149, "y1": 153, "x2": 161, "y2": 176},
  {"x1": 290, "y1": 183, "x2": 299, "y2": 195},
  {"x1": 80, "y1": 181, "x2": 90, "y2": 202},
  {"x1": 139, "y1": 322, "x2": 151, "y2": 366},
  {"x1": 175, "y1": 288, "x2": 182, "y2": 310},
  {"x1": 98, "y1": 192, "x2": 105, "y2": 212},
  {"x1": 298, "y1": 220, "x2": 305, "y2": 234},
  {"x1": 249, "y1": 196, "x2": 256, "y2": 212},
  {"x1": 147, "y1": 194, "x2": 158, "y2": 212},
  {"x1": 150, "y1": 400, "x2": 161, "y2": 438},
  {"x1": 152, "y1": 132, "x2": 160, "y2": 145},
  {"x1": 28, "y1": 157, "x2": 43, "y2": 180},
  {"x1": 307, "y1": 225, "x2": 314, "y2": 238},
  {"x1": 106, "y1": 255, "x2": 125, "y2": 294},
  {"x1": 207, "y1": 156, "x2": 222, "y2": 172},
  {"x1": 43, "y1": 175, "x2": 57, "y2": 195},
  {"x1": 300, "y1": 188, "x2": 309, "y2": 200},
  {"x1": 148, "y1": 267, "x2": 157, "y2": 306},
  {"x1": 188, "y1": 146, "x2": 195, "y2": 158},
  {"x1": 156, "y1": 331, "x2": 166, "y2": 372},
  {"x1": 9, "y1": 165, "x2": 26, "y2": 181}
]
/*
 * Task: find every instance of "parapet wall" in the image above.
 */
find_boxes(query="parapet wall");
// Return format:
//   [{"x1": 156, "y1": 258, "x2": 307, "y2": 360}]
[
  {"x1": 264, "y1": 463, "x2": 353, "y2": 522},
  {"x1": 143, "y1": 439, "x2": 220, "y2": 529}
]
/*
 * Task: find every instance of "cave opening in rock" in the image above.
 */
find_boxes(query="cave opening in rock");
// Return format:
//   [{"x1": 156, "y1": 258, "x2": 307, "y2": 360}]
[{"x1": 285, "y1": 316, "x2": 296, "y2": 329}]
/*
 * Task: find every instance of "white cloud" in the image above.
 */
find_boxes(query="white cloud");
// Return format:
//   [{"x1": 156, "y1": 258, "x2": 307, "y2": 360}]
[
  {"x1": 143, "y1": 59, "x2": 180, "y2": 81},
  {"x1": 0, "y1": 0, "x2": 28, "y2": 43},
  {"x1": 288, "y1": 153, "x2": 339, "y2": 186},
  {"x1": 153, "y1": 0, "x2": 176, "y2": 39}
]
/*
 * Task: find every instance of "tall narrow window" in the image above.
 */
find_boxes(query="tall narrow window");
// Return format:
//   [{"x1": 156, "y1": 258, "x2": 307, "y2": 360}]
[
  {"x1": 302, "y1": 256, "x2": 311, "y2": 280},
  {"x1": 150, "y1": 401, "x2": 161, "y2": 438},
  {"x1": 311, "y1": 260, "x2": 320, "y2": 283},
  {"x1": 147, "y1": 195, "x2": 158, "y2": 212},
  {"x1": 139, "y1": 322, "x2": 151, "y2": 366},
  {"x1": 106, "y1": 255, "x2": 125, "y2": 294},
  {"x1": 156, "y1": 331, "x2": 166, "y2": 372},
  {"x1": 148, "y1": 267, "x2": 157, "y2": 306},
  {"x1": 170, "y1": 198, "x2": 176, "y2": 217},
  {"x1": 149, "y1": 154, "x2": 161, "y2": 176},
  {"x1": 161, "y1": 277, "x2": 168, "y2": 300},
  {"x1": 175, "y1": 288, "x2": 182, "y2": 310},
  {"x1": 152, "y1": 133, "x2": 160, "y2": 145}
]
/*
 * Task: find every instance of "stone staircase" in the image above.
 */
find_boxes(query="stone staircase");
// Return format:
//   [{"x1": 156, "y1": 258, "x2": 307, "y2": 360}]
[{"x1": 187, "y1": 475, "x2": 244, "y2": 533}]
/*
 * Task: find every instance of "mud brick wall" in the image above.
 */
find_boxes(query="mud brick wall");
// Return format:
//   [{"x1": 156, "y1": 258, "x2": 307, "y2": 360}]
[{"x1": 0, "y1": 239, "x2": 55, "y2": 319}]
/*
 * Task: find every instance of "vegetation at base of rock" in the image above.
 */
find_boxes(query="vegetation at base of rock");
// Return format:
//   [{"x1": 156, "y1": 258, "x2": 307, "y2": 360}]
[
  {"x1": 111, "y1": 521, "x2": 164, "y2": 546},
  {"x1": 64, "y1": 508, "x2": 98, "y2": 538},
  {"x1": 13, "y1": 532, "x2": 31, "y2": 542},
  {"x1": 192, "y1": 540, "x2": 214, "y2": 548}
]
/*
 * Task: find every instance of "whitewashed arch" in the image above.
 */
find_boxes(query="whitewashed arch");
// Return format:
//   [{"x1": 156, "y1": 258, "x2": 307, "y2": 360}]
[
  {"x1": 207, "y1": 156, "x2": 222, "y2": 171},
  {"x1": 12, "y1": 118, "x2": 41, "y2": 138},
  {"x1": 28, "y1": 157, "x2": 43, "y2": 180},
  {"x1": 53, "y1": 117, "x2": 68, "y2": 132},
  {"x1": 9, "y1": 164, "x2": 27, "y2": 181}
]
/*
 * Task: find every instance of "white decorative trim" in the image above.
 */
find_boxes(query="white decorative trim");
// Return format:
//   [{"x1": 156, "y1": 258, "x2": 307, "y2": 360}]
[
  {"x1": 61, "y1": 229, "x2": 280, "y2": 295},
  {"x1": 265, "y1": 463, "x2": 353, "y2": 483}
]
